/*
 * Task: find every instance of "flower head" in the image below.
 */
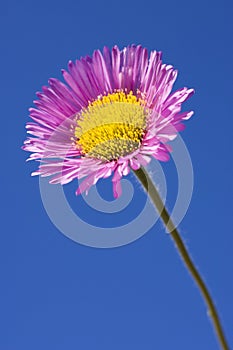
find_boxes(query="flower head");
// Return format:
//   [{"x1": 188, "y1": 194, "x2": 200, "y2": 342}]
[{"x1": 23, "y1": 45, "x2": 194, "y2": 197}]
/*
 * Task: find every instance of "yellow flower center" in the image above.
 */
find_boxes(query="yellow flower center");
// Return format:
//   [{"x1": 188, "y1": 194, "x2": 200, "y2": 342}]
[{"x1": 75, "y1": 91, "x2": 148, "y2": 161}]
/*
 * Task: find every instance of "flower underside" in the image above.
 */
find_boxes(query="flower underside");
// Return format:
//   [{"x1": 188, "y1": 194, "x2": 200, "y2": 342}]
[{"x1": 75, "y1": 91, "x2": 148, "y2": 161}]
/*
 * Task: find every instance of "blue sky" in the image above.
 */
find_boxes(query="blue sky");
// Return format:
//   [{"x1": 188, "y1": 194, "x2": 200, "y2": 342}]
[{"x1": 1, "y1": 0, "x2": 233, "y2": 349}]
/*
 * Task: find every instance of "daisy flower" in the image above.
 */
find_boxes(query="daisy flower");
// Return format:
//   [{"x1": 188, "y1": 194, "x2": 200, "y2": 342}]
[
  {"x1": 22, "y1": 46, "x2": 231, "y2": 350},
  {"x1": 23, "y1": 45, "x2": 194, "y2": 197}
]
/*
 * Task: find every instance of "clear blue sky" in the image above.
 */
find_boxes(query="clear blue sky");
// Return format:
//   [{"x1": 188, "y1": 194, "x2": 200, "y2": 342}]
[{"x1": 1, "y1": 0, "x2": 233, "y2": 349}]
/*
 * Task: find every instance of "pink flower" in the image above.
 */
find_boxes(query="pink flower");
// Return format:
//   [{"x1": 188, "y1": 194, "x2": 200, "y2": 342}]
[{"x1": 23, "y1": 45, "x2": 194, "y2": 198}]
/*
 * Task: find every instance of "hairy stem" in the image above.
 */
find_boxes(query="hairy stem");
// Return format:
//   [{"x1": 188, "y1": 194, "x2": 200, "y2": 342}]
[{"x1": 133, "y1": 167, "x2": 229, "y2": 350}]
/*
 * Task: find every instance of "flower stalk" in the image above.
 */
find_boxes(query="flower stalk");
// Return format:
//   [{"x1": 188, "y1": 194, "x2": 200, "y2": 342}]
[{"x1": 133, "y1": 166, "x2": 229, "y2": 350}]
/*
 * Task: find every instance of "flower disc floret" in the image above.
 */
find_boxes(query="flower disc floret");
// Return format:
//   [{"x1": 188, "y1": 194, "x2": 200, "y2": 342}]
[{"x1": 75, "y1": 91, "x2": 148, "y2": 161}]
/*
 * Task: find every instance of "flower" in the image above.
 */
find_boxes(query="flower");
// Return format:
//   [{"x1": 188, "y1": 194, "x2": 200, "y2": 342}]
[{"x1": 23, "y1": 45, "x2": 194, "y2": 198}]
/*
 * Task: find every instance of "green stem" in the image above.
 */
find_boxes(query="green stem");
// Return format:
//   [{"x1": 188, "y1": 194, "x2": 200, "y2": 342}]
[{"x1": 133, "y1": 167, "x2": 229, "y2": 350}]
